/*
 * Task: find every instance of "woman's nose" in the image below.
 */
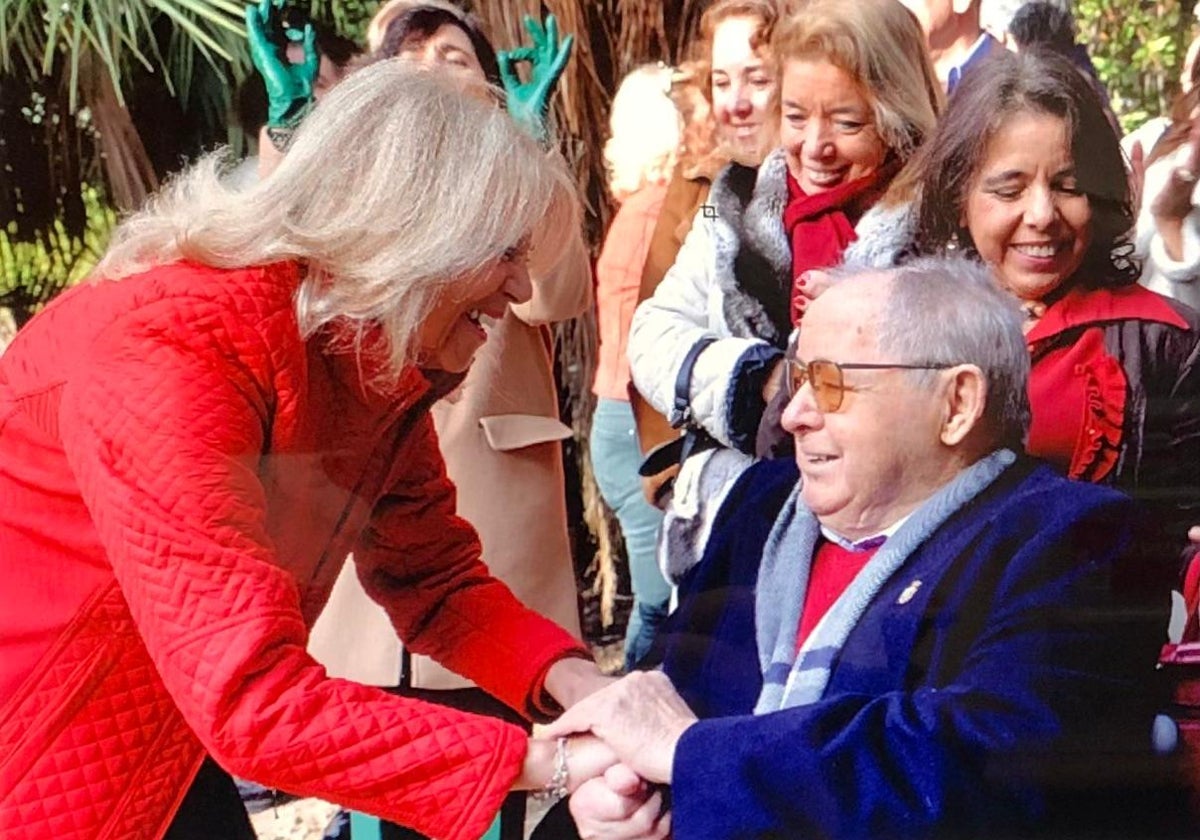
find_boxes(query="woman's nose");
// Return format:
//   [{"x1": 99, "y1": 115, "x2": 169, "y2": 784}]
[
  {"x1": 730, "y1": 82, "x2": 753, "y2": 116},
  {"x1": 803, "y1": 119, "x2": 832, "y2": 156},
  {"x1": 1022, "y1": 186, "x2": 1059, "y2": 230},
  {"x1": 506, "y1": 262, "x2": 533, "y2": 304}
]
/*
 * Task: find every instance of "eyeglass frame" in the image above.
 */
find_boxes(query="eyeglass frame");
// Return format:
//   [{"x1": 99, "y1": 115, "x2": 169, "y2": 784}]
[{"x1": 782, "y1": 357, "x2": 955, "y2": 413}]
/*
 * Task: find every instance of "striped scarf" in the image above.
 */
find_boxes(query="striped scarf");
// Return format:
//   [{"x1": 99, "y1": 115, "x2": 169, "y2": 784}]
[{"x1": 754, "y1": 449, "x2": 1016, "y2": 714}]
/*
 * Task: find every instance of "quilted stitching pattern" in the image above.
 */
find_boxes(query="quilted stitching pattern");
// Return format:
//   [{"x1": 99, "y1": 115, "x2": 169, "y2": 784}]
[{"x1": 0, "y1": 262, "x2": 583, "y2": 839}]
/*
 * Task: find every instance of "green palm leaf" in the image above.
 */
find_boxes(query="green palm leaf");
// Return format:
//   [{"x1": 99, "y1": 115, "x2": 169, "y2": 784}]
[{"x1": 0, "y1": 0, "x2": 251, "y2": 112}]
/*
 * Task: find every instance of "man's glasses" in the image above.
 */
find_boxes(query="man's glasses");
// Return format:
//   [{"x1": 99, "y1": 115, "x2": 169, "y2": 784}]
[{"x1": 783, "y1": 358, "x2": 953, "y2": 413}]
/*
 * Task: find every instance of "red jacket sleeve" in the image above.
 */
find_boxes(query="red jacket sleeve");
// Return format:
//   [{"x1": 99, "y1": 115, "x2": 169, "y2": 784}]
[
  {"x1": 353, "y1": 412, "x2": 587, "y2": 718},
  {"x1": 57, "y1": 298, "x2": 527, "y2": 840}
]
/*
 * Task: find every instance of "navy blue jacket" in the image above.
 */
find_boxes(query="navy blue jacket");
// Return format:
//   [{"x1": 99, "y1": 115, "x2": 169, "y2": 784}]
[{"x1": 660, "y1": 457, "x2": 1181, "y2": 839}]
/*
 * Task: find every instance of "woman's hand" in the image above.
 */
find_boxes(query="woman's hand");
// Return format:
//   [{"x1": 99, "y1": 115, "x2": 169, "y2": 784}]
[
  {"x1": 517, "y1": 734, "x2": 618, "y2": 793},
  {"x1": 497, "y1": 14, "x2": 574, "y2": 142},
  {"x1": 1151, "y1": 118, "x2": 1200, "y2": 261},
  {"x1": 542, "y1": 670, "x2": 698, "y2": 785},
  {"x1": 793, "y1": 269, "x2": 836, "y2": 320},
  {"x1": 544, "y1": 655, "x2": 616, "y2": 710},
  {"x1": 245, "y1": 0, "x2": 317, "y2": 129}
]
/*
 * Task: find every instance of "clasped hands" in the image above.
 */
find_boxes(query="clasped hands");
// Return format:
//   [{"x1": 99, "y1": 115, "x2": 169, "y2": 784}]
[{"x1": 542, "y1": 670, "x2": 698, "y2": 839}]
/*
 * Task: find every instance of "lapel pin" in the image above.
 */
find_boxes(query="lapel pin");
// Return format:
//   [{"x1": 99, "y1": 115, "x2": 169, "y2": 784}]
[{"x1": 897, "y1": 580, "x2": 923, "y2": 605}]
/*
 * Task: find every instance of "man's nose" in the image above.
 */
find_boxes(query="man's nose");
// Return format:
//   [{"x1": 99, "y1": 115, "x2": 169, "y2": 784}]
[{"x1": 780, "y1": 378, "x2": 823, "y2": 434}]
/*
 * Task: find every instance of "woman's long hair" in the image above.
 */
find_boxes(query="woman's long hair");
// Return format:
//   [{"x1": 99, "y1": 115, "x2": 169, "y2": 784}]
[
  {"x1": 94, "y1": 61, "x2": 579, "y2": 377},
  {"x1": 904, "y1": 49, "x2": 1137, "y2": 287}
]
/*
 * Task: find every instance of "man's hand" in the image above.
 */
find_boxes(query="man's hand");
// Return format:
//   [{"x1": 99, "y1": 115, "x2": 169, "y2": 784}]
[
  {"x1": 246, "y1": 0, "x2": 317, "y2": 128},
  {"x1": 543, "y1": 671, "x2": 698, "y2": 784},
  {"x1": 570, "y1": 764, "x2": 672, "y2": 839},
  {"x1": 497, "y1": 14, "x2": 574, "y2": 142}
]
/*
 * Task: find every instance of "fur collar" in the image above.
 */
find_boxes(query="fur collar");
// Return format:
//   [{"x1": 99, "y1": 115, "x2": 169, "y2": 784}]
[{"x1": 708, "y1": 149, "x2": 793, "y2": 346}]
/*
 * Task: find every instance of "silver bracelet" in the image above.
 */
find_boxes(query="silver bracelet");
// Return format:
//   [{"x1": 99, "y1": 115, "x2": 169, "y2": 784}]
[{"x1": 533, "y1": 737, "x2": 569, "y2": 803}]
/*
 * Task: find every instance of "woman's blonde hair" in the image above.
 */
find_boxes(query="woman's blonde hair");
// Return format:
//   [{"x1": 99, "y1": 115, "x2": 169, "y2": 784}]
[
  {"x1": 773, "y1": 0, "x2": 943, "y2": 162},
  {"x1": 604, "y1": 64, "x2": 681, "y2": 202},
  {"x1": 95, "y1": 61, "x2": 579, "y2": 378}
]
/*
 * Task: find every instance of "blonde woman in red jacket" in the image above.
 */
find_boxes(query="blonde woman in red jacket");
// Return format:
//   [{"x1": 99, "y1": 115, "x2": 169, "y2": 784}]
[{"x1": 0, "y1": 62, "x2": 613, "y2": 840}]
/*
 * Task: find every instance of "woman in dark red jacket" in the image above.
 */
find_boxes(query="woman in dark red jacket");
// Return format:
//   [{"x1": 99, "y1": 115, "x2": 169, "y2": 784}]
[
  {"x1": 0, "y1": 62, "x2": 612, "y2": 840},
  {"x1": 902, "y1": 50, "x2": 1200, "y2": 607}
]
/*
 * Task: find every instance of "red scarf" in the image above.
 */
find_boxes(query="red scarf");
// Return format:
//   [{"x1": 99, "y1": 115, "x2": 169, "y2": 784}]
[{"x1": 783, "y1": 160, "x2": 899, "y2": 325}]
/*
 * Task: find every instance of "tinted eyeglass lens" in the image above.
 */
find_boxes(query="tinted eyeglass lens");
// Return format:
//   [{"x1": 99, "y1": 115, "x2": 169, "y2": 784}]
[
  {"x1": 785, "y1": 359, "x2": 845, "y2": 412},
  {"x1": 811, "y1": 360, "x2": 844, "y2": 412},
  {"x1": 785, "y1": 359, "x2": 806, "y2": 399}
]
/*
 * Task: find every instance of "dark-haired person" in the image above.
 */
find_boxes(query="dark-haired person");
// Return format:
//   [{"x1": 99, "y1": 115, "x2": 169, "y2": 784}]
[
  {"x1": 1006, "y1": 2, "x2": 1119, "y2": 134},
  {"x1": 902, "y1": 49, "x2": 1200, "y2": 610}
]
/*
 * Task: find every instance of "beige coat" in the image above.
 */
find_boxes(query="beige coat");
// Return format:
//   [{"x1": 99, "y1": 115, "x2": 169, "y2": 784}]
[{"x1": 309, "y1": 238, "x2": 590, "y2": 689}]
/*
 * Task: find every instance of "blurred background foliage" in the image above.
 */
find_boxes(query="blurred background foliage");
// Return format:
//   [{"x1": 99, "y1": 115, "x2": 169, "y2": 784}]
[
  {"x1": 2, "y1": 0, "x2": 1195, "y2": 314},
  {"x1": 1076, "y1": 0, "x2": 1197, "y2": 133}
]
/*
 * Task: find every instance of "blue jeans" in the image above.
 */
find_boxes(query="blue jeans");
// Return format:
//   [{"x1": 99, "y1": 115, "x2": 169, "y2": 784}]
[{"x1": 589, "y1": 398, "x2": 671, "y2": 669}]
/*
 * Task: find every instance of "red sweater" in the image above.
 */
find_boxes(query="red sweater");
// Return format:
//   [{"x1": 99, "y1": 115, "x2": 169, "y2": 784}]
[
  {"x1": 0, "y1": 262, "x2": 585, "y2": 840},
  {"x1": 795, "y1": 539, "x2": 880, "y2": 652}
]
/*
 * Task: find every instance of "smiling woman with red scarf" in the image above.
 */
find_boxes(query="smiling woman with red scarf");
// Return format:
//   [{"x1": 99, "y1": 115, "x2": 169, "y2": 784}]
[{"x1": 627, "y1": 0, "x2": 942, "y2": 459}]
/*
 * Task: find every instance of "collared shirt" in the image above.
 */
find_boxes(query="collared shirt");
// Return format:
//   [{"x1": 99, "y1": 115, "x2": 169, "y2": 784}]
[
  {"x1": 820, "y1": 513, "x2": 911, "y2": 553},
  {"x1": 946, "y1": 32, "x2": 1000, "y2": 94}
]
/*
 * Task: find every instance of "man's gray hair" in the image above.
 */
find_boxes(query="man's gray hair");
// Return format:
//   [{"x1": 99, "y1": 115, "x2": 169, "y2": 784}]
[{"x1": 869, "y1": 256, "x2": 1031, "y2": 448}]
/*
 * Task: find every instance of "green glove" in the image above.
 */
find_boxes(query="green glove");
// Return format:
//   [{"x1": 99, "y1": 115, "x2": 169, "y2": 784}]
[
  {"x1": 497, "y1": 14, "x2": 575, "y2": 143},
  {"x1": 245, "y1": 0, "x2": 318, "y2": 129}
]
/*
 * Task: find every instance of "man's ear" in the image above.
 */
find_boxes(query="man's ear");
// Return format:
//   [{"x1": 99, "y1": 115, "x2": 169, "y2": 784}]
[{"x1": 940, "y1": 364, "x2": 986, "y2": 446}]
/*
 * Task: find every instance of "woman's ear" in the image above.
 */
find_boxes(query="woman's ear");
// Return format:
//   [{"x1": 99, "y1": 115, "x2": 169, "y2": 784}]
[{"x1": 940, "y1": 364, "x2": 986, "y2": 447}]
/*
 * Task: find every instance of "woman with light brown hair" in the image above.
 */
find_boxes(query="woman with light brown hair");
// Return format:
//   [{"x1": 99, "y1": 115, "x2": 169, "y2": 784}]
[{"x1": 632, "y1": 0, "x2": 784, "y2": 503}]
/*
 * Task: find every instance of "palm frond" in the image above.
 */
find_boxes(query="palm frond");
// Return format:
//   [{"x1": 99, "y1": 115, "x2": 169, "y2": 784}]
[{"x1": 0, "y1": 0, "x2": 248, "y2": 111}]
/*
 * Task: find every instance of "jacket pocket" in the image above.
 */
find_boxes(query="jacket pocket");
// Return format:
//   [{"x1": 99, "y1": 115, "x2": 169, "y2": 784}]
[{"x1": 478, "y1": 414, "x2": 572, "y2": 452}]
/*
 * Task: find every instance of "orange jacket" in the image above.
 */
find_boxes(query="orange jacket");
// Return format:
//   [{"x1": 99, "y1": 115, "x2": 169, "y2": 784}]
[{"x1": 0, "y1": 261, "x2": 584, "y2": 840}]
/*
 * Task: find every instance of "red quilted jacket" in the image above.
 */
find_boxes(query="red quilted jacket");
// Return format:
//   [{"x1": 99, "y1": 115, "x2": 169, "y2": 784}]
[{"x1": 0, "y1": 261, "x2": 585, "y2": 839}]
